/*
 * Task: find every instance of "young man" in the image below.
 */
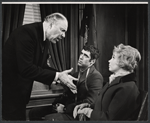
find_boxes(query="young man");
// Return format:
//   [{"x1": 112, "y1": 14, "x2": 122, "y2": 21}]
[
  {"x1": 29, "y1": 45, "x2": 103, "y2": 121},
  {"x1": 2, "y1": 12, "x2": 77, "y2": 120}
]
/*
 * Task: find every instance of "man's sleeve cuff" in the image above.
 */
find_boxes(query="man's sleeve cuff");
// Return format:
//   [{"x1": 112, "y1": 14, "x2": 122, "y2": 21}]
[{"x1": 54, "y1": 72, "x2": 59, "y2": 81}]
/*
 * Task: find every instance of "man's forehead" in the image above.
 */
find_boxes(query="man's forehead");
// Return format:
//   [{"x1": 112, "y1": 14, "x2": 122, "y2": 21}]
[
  {"x1": 58, "y1": 20, "x2": 68, "y2": 30},
  {"x1": 81, "y1": 49, "x2": 91, "y2": 56}
]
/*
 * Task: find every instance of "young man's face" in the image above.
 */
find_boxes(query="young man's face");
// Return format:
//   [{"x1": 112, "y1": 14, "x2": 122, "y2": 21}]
[
  {"x1": 46, "y1": 19, "x2": 68, "y2": 43},
  {"x1": 78, "y1": 49, "x2": 94, "y2": 68}
]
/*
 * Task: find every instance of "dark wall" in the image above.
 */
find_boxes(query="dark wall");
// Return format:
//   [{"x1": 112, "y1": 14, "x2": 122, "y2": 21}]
[
  {"x1": 95, "y1": 5, "x2": 126, "y2": 82},
  {"x1": 94, "y1": 4, "x2": 148, "y2": 90},
  {"x1": 126, "y1": 5, "x2": 148, "y2": 91}
]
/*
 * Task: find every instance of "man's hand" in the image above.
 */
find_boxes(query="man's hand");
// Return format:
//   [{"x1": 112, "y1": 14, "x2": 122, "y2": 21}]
[
  {"x1": 58, "y1": 68, "x2": 78, "y2": 90},
  {"x1": 73, "y1": 103, "x2": 90, "y2": 118},
  {"x1": 68, "y1": 75, "x2": 77, "y2": 93},
  {"x1": 55, "y1": 103, "x2": 65, "y2": 113}
]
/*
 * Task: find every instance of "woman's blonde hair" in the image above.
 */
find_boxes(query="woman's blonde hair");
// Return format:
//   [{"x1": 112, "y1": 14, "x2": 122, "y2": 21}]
[{"x1": 113, "y1": 43, "x2": 141, "y2": 72}]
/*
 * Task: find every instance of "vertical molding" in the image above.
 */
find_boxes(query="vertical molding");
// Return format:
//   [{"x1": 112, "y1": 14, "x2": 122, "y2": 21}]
[
  {"x1": 142, "y1": 5, "x2": 148, "y2": 91},
  {"x1": 136, "y1": 5, "x2": 140, "y2": 88},
  {"x1": 70, "y1": 5, "x2": 79, "y2": 73},
  {"x1": 124, "y1": 5, "x2": 128, "y2": 45},
  {"x1": 136, "y1": 6, "x2": 140, "y2": 49},
  {"x1": 79, "y1": 4, "x2": 85, "y2": 57}
]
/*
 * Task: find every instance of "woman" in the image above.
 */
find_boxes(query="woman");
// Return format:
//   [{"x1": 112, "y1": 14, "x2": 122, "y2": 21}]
[{"x1": 73, "y1": 43, "x2": 141, "y2": 121}]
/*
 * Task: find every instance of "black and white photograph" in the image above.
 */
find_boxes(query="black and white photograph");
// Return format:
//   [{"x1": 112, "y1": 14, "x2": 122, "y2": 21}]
[{"x1": 1, "y1": 2, "x2": 148, "y2": 121}]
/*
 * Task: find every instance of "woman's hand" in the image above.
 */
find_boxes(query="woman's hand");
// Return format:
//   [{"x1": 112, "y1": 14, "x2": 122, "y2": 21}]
[
  {"x1": 73, "y1": 103, "x2": 90, "y2": 118},
  {"x1": 77, "y1": 108, "x2": 93, "y2": 118}
]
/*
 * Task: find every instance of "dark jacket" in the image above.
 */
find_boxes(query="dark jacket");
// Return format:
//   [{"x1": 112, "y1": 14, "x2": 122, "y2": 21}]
[
  {"x1": 53, "y1": 65, "x2": 103, "y2": 115},
  {"x1": 90, "y1": 73, "x2": 140, "y2": 121},
  {"x1": 2, "y1": 22, "x2": 57, "y2": 119},
  {"x1": 75, "y1": 65, "x2": 103, "y2": 104}
]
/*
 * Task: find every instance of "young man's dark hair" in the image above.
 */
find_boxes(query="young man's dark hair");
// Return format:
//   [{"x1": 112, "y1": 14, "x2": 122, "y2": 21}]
[{"x1": 83, "y1": 45, "x2": 100, "y2": 60}]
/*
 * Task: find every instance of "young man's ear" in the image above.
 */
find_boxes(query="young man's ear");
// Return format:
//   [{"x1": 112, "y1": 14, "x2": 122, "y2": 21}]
[{"x1": 90, "y1": 59, "x2": 96, "y2": 65}]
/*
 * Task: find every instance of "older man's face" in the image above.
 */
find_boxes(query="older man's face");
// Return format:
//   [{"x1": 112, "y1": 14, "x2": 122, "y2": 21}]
[{"x1": 46, "y1": 19, "x2": 68, "y2": 43}]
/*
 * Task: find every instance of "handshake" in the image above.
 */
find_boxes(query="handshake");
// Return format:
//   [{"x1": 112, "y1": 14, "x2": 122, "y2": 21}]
[{"x1": 56, "y1": 68, "x2": 78, "y2": 94}]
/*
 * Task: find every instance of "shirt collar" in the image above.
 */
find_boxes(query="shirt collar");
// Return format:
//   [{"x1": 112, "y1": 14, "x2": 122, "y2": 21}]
[
  {"x1": 43, "y1": 22, "x2": 46, "y2": 41},
  {"x1": 109, "y1": 72, "x2": 136, "y2": 85}
]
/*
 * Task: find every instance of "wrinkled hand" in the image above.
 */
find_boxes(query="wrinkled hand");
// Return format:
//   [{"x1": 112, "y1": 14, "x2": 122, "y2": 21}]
[
  {"x1": 58, "y1": 68, "x2": 78, "y2": 90},
  {"x1": 77, "y1": 108, "x2": 93, "y2": 118},
  {"x1": 73, "y1": 103, "x2": 90, "y2": 118},
  {"x1": 70, "y1": 88, "x2": 77, "y2": 94}
]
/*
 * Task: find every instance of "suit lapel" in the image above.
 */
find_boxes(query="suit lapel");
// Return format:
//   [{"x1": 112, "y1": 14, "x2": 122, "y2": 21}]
[
  {"x1": 33, "y1": 22, "x2": 44, "y2": 65},
  {"x1": 41, "y1": 40, "x2": 49, "y2": 67}
]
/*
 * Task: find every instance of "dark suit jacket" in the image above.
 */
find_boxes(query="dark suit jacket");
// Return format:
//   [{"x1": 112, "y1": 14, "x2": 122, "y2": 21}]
[
  {"x1": 75, "y1": 65, "x2": 103, "y2": 104},
  {"x1": 53, "y1": 65, "x2": 103, "y2": 115},
  {"x1": 90, "y1": 73, "x2": 140, "y2": 121},
  {"x1": 2, "y1": 22, "x2": 57, "y2": 116}
]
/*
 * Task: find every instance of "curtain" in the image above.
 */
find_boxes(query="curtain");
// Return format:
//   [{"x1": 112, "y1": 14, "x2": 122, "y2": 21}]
[
  {"x1": 2, "y1": 4, "x2": 25, "y2": 46},
  {"x1": 40, "y1": 4, "x2": 79, "y2": 72},
  {"x1": 81, "y1": 4, "x2": 148, "y2": 91},
  {"x1": 125, "y1": 5, "x2": 148, "y2": 91},
  {"x1": 79, "y1": 4, "x2": 100, "y2": 71}
]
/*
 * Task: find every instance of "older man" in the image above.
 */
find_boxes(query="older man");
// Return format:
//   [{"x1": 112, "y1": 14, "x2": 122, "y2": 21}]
[{"x1": 2, "y1": 13, "x2": 77, "y2": 120}]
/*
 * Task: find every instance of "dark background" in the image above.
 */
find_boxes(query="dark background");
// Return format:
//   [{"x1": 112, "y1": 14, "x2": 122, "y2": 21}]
[{"x1": 2, "y1": 3, "x2": 148, "y2": 91}]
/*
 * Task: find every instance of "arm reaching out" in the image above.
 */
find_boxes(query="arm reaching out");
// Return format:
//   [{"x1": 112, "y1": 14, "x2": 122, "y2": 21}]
[{"x1": 57, "y1": 68, "x2": 78, "y2": 91}]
